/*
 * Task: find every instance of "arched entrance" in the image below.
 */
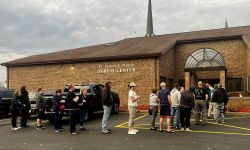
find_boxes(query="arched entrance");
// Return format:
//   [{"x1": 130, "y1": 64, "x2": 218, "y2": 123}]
[{"x1": 184, "y1": 48, "x2": 226, "y2": 90}]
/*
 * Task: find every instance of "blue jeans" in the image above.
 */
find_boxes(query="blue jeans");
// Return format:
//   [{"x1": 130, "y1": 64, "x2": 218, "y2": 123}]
[
  {"x1": 79, "y1": 108, "x2": 87, "y2": 126},
  {"x1": 102, "y1": 105, "x2": 112, "y2": 132},
  {"x1": 170, "y1": 107, "x2": 180, "y2": 128},
  {"x1": 214, "y1": 103, "x2": 225, "y2": 122}
]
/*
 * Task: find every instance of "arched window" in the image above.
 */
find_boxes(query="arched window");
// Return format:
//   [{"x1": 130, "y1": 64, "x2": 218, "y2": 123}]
[{"x1": 185, "y1": 48, "x2": 225, "y2": 69}]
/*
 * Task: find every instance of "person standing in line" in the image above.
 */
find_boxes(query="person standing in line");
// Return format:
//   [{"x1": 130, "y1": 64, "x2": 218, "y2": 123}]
[
  {"x1": 53, "y1": 89, "x2": 65, "y2": 132},
  {"x1": 10, "y1": 90, "x2": 22, "y2": 131},
  {"x1": 208, "y1": 84, "x2": 218, "y2": 119},
  {"x1": 19, "y1": 86, "x2": 31, "y2": 128},
  {"x1": 212, "y1": 83, "x2": 229, "y2": 123},
  {"x1": 127, "y1": 82, "x2": 140, "y2": 135},
  {"x1": 101, "y1": 81, "x2": 113, "y2": 134},
  {"x1": 179, "y1": 88, "x2": 195, "y2": 131},
  {"x1": 149, "y1": 88, "x2": 158, "y2": 130},
  {"x1": 170, "y1": 83, "x2": 181, "y2": 130},
  {"x1": 78, "y1": 86, "x2": 90, "y2": 131},
  {"x1": 36, "y1": 88, "x2": 46, "y2": 130},
  {"x1": 158, "y1": 82, "x2": 174, "y2": 133},
  {"x1": 67, "y1": 85, "x2": 79, "y2": 135},
  {"x1": 194, "y1": 81, "x2": 209, "y2": 125}
]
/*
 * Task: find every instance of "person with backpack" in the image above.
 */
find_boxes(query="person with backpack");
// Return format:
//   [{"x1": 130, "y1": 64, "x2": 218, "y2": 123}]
[
  {"x1": 212, "y1": 83, "x2": 229, "y2": 123},
  {"x1": 194, "y1": 81, "x2": 209, "y2": 125},
  {"x1": 10, "y1": 90, "x2": 22, "y2": 130}
]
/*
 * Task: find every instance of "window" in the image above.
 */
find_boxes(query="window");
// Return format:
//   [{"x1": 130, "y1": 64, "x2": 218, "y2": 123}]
[
  {"x1": 227, "y1": 78, "x2": 242, "y2": 92},
  {"x1": 185, "y1": 48, "x2": 225, "y2": 69}
]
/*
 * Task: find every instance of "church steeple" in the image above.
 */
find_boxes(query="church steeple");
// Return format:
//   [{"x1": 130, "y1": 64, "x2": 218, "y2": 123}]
[
  {"x1": 145, "y1": 0, "x2": 154, "y2": 37},
  {"x1": 225, "y1": 17, "x2": 229, "y2": 28}
]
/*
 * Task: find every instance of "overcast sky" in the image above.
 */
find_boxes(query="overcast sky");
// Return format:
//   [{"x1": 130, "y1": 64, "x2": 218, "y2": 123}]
[{"x1": 1, "y1": 0, "x2": 250, "y2": 82}]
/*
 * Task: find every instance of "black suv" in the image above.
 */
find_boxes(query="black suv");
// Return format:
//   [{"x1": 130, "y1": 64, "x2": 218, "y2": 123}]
[
  {"x1": 31, "y1": 83, "x2": 120, "y2": 122},
  {"x1": 0, "y1": 88, "x2": 14, "y2": 118}
]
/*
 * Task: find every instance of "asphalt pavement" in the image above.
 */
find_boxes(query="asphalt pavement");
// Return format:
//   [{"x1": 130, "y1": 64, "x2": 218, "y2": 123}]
[{"x1": 0, "y1": 112, "x2": 250, "y2": 150}]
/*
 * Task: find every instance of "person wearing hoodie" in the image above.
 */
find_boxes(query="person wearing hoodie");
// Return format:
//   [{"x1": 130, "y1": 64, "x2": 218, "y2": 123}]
[
  {"x1": 19, "y1": 86, "x2": 31, "y2": 128},
  {"x1": 10, "y1": 90, "x2": 22, "y2": 130},
  {"x1": 179, "y1": 88, "x2": 195, "y2": 131},
  {"x1": 170, "y1": 84, "x2": 181, "y2": 129},
  {"x1": 149, "y1": 88, "x2": 158, "y2": 130}
]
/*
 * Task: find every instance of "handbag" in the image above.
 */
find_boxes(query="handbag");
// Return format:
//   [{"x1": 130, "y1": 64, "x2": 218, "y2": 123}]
[{"x1": 59, "y1": 105, "x2": 65, "y2": 111}]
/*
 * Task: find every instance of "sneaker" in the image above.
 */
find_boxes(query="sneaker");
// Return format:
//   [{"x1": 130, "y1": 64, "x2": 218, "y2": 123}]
[
  {"x1": 128, "y1": 131, "x2": 136, "y2": 135},
  {"x1": 54, "y1": 130, "x2": 60, "y2": 133},
  {"x1": 181, "y1": 128, "x2": 185, "y2": 131},
  {"x1": 80, "y1": 126, "x2": 87, "y2": 131},
  {"x1": 36, "y1": 126, "x2": 43, "y2": 130},
  {"x1": 12, "y1": 127, "x2": 20, "y2": 131},
  {"x1": 69, "y1": 132, "x2": 78, "y2": 135},
  {"x1": 166, "y1": 130, "x2": 175, "y2": 133},
  {"x1": 186, "y1": 128, "x2": 192, "y2": 131},
  {"x1": 132, "y1": 129, "x2": 138, "y2": 133},
  {"x1": 107, "y1": 129, "x2": 112, "y2": 132},
  {"x1": 40, "y1": 125, "x2": 46, "y2": 129},
  {"x1": 58, "y1": 128, "x2": 64, "y2": 131},
  {"x1": 175, "y1": 127, "x2": 181, "y2": 130},
  {"x1": 102, "y1": 131, "x2": 111, "y2": 134},
  {"x1": 150, "y1": 127, "x2": 157, "y2": 130}
]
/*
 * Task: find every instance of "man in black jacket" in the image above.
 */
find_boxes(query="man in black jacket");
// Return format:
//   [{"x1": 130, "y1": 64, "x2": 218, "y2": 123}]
[
  {"x1": 19, "y1": 86, "x2": 31, "y2": 128},
  {"x1": 101, "y1": 81, "x2": 113, "y2": 134},
  {"x1": 67, "y1": 85, "x2": 79, "y2": 135},
  {"x1": 212, "y1": 83, "x2": 229, "y2": 123},
  {"x1": 179, "y1": 89, "x2": 195, "y2": 131}
]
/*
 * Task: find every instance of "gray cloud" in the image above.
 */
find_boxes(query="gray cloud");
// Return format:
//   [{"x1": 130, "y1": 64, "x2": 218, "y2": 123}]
[{"x1": 1, "y1": 0, "x2": 250, "y2": 81}]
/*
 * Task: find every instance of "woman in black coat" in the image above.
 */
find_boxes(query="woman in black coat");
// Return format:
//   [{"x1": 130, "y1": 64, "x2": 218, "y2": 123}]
[
  {"x1": 19, "y1": 86, "x2": 31, "y2": 128},
  {"x1": 10, "y1": 90, "x2": 22, "y2": 130}
]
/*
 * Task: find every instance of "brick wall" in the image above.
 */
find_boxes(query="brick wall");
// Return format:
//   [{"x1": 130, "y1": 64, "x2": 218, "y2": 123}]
[
  {"x1": 8, "y1": 58, "x2": 157, "y2": 108},
  {"x1": 174, "y1": 39, "x2": 248, "y2": 91}
]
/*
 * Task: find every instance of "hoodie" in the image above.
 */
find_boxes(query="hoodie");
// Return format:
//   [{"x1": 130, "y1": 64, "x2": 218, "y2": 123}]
[
  {"x1": 149, "y1": 93, "x2": 158, "y2": 106},
  {"x1": 170, "y1": 88, "x2": 181, "y2": 107}
]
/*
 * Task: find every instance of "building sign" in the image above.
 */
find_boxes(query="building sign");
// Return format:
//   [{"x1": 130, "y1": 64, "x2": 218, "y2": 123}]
[{"x1": 97, "y1": 64, "x2": 136, "y2": 74}]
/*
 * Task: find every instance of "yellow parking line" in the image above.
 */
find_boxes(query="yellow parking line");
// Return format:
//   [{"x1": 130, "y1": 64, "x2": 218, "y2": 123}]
[
  {"x1": 115, "y1": 113, "x2": 148, "y2": 128},
  {"x1": 116, "y1": 125, "x2": 250, "y2": 136},
  {"x1": 208, "y1": 121, "x2": 250, "y2": 131}
]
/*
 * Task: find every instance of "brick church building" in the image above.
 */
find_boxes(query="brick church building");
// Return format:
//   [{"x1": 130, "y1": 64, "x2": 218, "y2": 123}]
[{"x1": 2, "y1": 0, "x2": 250, "y2": 109}]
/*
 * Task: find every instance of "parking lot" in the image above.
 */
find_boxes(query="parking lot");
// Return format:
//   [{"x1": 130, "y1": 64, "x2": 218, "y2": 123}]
[{"x1": 0, "y1": 112, "x2": 250, "y2": 150}]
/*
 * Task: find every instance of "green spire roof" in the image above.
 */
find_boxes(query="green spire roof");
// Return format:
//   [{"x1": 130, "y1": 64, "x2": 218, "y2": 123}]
[{"x1": 145, "y1": 0, "x2": 154, "y2": 37}]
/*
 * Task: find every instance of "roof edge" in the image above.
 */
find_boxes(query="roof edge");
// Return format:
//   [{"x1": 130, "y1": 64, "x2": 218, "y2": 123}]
[{"x1": 1, "y1": 52, "x2": 162, "y2": 67}]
